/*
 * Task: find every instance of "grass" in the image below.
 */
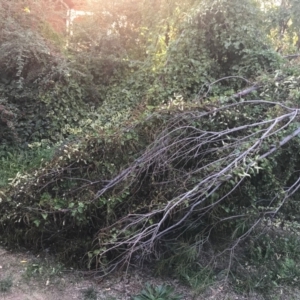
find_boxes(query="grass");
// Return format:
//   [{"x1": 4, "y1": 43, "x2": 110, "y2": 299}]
[
  {"x1": 0, "y1": 276, "x2": 13, "y2": 293},
  {"x1": 81, "y1": 286, "x2": 98, "y2": 300}
]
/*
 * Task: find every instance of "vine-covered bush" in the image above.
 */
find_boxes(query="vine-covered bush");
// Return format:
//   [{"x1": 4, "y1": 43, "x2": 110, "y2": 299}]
[
  {"x1": 2, "y1": 89, "x2": 300, "y2": 272},
  {"x1": 2, "y1": 0, "x2": 300, "y2": 295}
]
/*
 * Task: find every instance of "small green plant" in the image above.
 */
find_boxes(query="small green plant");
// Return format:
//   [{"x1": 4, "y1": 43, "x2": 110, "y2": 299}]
[
  {"x1": 0, "y1": 276, "x2": 13, "y2": 293},
  {"x1": 155, "y1": 241, "x2": 215, "y2": 292},
  {"x1": 23, "y1": 261, "x2": 63, "y2": 282},
  {"x1": 132, "y1": 284, "x2": 182, "y2": 300},
  {"x1": 0, "y1": 144, "x2": 54, "y2": 188},
  {"x1": 23, "y1": 263, "x2": 45, "y2": 279},
  {"x1": 81, "y1": 286, "x2": 98, "y2": 300}
]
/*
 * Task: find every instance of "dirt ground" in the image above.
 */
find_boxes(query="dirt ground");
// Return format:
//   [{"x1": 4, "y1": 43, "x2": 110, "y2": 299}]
[
  {"x1": 1, "y1": 246, "x2": 299, "y2": 300},
  {"x1": 0, "y1": 246, "x2": 196, "y2": 300}
]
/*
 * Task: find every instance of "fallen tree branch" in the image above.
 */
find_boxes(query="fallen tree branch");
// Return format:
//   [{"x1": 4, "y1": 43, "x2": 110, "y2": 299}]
[
  {"x1": 196, "y1": 76, "x2": 252, "y2": 100},
  {"x1": 232, "y1": 84, "x2": 262, "y2": 99},
  {"x1": 283, "y1": 53, "x2": 300, "y2": 60},
  {"x1": 91, "y1": 100, "x2": 300, "y2": 274}
]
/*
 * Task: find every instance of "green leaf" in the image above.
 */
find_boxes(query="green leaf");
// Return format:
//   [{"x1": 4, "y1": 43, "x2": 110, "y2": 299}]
[
  {"x1": 41, "y1": 213, "x2": 48, "y2": 220},
  {"x1": 33, "y1": 220, "x2": 41, "y2": 227}
]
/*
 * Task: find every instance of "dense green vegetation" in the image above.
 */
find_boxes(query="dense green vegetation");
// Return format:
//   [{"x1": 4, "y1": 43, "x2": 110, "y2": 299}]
[{"x1": 2, "y1": 0, "x2": 300, "y2": 296}]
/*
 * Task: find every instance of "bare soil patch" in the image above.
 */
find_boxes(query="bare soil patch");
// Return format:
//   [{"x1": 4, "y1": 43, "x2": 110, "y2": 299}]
[
  {"x1": 0, "y1": 246, "x2": 195, "y2": 300},
  {"x1": 1, "y1": 246, "x2": 299, "y2": 300}
]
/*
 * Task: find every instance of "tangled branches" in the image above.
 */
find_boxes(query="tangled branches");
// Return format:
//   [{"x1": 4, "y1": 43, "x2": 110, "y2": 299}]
[
  {"x1": 93, "y1": 100, "x2": 300, "y2": 273},
  {"x1": 2, "y1": 98, "x2": 300, "y2": 275}
]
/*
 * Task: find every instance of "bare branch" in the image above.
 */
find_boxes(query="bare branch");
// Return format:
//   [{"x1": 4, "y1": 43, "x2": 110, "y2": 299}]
[
  {"x1": 232, "y1": 84, "x2": 262, "y2": 99},
  {"x1": 90, "y1": 99, "x2": 300, "y2": 274}
]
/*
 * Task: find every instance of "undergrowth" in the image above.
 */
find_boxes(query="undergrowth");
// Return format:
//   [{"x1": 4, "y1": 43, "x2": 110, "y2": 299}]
[
  {"x1": 0, "y1": 143, "x2": 54, "y2": 188},
  {"x1": 234, "y1": 230, "x2": 300, "y2": 295}
]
